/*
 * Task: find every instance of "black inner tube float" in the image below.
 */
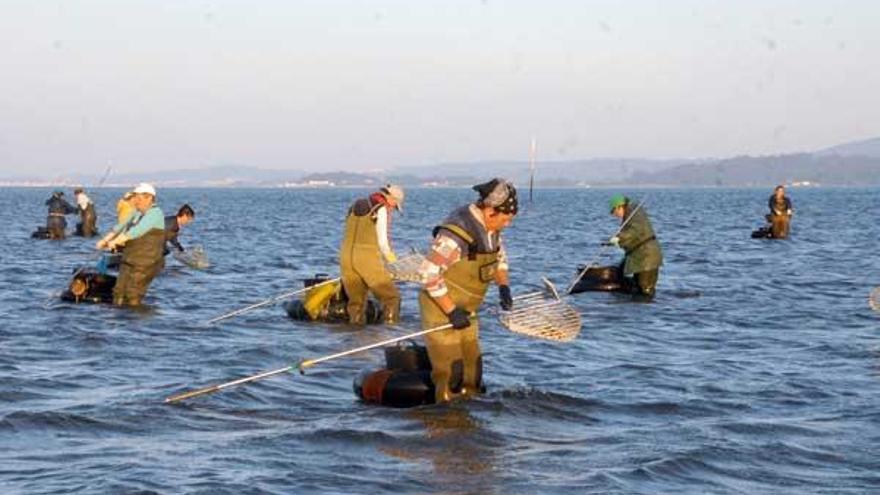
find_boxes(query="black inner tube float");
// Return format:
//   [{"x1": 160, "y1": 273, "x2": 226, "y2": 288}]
[
  {"x1": 569, "y1": 264, "x2": 625, "y2": 294},
  {"x1": 353, "y1": 341, "x2": 435, "y2": 408},
  {"x1": 60, "y1": 269, "x2": 116, "y2": 304}
]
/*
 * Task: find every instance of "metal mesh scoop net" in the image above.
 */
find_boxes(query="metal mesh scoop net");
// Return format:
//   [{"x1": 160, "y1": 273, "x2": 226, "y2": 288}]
[
  {"x1": 870, "y1": 286, "x2": 880, "y2": 312},
  {"x1": 497, "y1": 278, "x2": 582, "y2": 342},
  {"x1": 173, "y1": 244, "x2": 210, "y2": 269},
  {"x1": 386, "y1": 251, "x2": 426, "y2": 283}
]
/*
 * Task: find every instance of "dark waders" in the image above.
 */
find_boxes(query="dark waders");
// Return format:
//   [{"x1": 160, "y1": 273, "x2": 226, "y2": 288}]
[{"x1": 113, "y1": 229, "x2": 165, "y2": 306}]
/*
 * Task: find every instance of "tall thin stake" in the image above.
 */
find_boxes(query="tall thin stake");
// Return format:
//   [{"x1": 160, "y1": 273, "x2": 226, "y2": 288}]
[{"x1": 528, "y1": 136, "x2": 536, "y2": 204}]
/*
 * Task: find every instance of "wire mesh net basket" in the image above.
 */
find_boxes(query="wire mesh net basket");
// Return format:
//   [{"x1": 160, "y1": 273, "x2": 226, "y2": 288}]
[
  {"x1": 386, "y1": 252, "x2": 426, "y2": 283},
  {"x1": 497, "y1": 278, "x2": 582, "y2": 342},
  {"x1": 173, "y1": 244, "x2": 210, "y2": 269}
]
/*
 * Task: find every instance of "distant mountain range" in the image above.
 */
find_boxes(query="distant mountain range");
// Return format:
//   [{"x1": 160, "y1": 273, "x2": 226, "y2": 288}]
[{"x1": 3, "y1": 136, "x2": 879, "y2": 187}]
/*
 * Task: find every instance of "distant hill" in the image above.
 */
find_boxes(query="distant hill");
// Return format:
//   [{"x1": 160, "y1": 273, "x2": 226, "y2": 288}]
[
  {"x1": 815, "y1": 136, "x2": 880, "y2": 158},
  {"x1": 3, "y1": 135, "x2": 880, "y2": 187},
  {"x1": 393, "y1": 158, "x2": 691, "y2": 185},
  {"x1": 629, "y1": 153, "x2": 880, "y2": 186}
]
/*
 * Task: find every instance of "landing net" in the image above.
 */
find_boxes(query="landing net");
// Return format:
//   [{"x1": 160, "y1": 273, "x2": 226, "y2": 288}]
[
  {"x1": 498, "y1": 280, "x2": 582, "y2": 342},
  {"x1": 173, "y1": 245, "x2": 210, "y2": 270},
  {"x1": 386, "y1": 252, "x2": 426, "y2": 283}
]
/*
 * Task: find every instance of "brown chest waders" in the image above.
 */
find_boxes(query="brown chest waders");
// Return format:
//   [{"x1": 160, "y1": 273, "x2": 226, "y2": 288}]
[
  {"x1": 420, "y1": 223, "x2": 498, "y2": 403},
  {"x1": 113, "y1": 229, "x2": 166, "y2": 306},
  {"x1": 339, "y1": 201, "x2": 400, "y2": 325}
]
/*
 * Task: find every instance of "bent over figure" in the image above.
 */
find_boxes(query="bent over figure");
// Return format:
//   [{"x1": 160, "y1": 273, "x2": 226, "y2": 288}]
[
  {"x1": 339, "y1": 184, "x2": 405, "y2": 325},
  {"x1": 608, "y1": 194, "x2": 663, "y2": 298}
]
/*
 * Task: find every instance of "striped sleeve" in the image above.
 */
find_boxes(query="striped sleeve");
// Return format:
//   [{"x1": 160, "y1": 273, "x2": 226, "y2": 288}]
[{"x1": 418, "y1": 233, "x2": 463, "y2": 298}]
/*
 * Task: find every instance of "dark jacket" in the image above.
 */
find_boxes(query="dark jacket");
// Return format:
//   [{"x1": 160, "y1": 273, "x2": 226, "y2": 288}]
[
  {"x1": 768, "y1": 195, "x2": 793, "y2": 216},
  {"x1": 46, "y1": 196, "x2": 77, "y2": 215},
  {"x1": 46, "y1": 196, "x2": 77, "y2": 231},
  {"x1": 617, "y1": 202, "x2": 663, "y2": 275},
  {"x1": 164, "y1": 215, "x2": 184, "y2": 252}
]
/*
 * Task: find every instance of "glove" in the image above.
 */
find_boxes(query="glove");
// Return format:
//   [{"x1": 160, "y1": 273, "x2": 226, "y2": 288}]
[
  {"x1": 386, "y1": 252, "x2": 398, "y2": 264},
  {"x1": 447, "y1": 307, "x2": 471, "y2": 330},
  {"x1": 608, "y1": 236, "x2": 620, "y2": 247},
  {"x1": 178, "y1": 245, "x2": 186, "y2": 253},
  {"x1": 498, "y1": 284, "x2": 513, "y2": 311}
]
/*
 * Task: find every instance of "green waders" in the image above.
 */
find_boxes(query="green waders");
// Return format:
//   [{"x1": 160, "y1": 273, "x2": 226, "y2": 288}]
[
  {"x1": 339, "y1": 201, "x2": 400, "y2": 325},
  {"x1": 113, "y1": 229, "x2": 166, "y2": 306},
  {"x1": 618, "y1": 204, "x2": 663, "y2": 298},
  {"x1": 419, "y1": 224, "x2": 498, "y2": 403}
]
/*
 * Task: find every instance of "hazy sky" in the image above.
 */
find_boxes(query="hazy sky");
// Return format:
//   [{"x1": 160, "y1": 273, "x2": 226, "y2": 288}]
[{"x1": 1, "y1": 0, "x2": 878, "y2": 174}]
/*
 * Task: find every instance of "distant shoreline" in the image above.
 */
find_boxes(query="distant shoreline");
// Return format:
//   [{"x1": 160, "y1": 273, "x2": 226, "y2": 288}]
[{"x1": 2, "y1": 183, "x2": 872, "y2": 190}]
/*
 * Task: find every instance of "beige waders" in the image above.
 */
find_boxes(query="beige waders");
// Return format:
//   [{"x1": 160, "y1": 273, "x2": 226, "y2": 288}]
[
  {"x1": 420, "y1": 224, "x2": 498, "y2": 403},
  {"x1": 339, "y1": 201, "x2": 400, "y2": 325}
]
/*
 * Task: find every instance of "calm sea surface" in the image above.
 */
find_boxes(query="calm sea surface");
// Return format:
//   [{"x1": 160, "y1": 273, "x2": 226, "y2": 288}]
[{"x1": 1, "y1": 186, "x2": 878, "y2": 494}]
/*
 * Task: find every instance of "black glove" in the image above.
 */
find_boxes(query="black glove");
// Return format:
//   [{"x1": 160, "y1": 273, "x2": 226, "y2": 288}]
[
  {"x1": 447, "y1": 307, "x2": 471, "y2": 330},
  {"x1": 498, "y1": 284, "x2": 513, "y2": 311},
  {"x1": 178, "y1": 245, "x2": 186, "y2": 253}
]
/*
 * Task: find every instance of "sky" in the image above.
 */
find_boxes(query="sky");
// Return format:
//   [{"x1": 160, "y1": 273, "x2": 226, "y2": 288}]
[{"x1": 1, "y1": 0, "x2": 878, "y2": 175}]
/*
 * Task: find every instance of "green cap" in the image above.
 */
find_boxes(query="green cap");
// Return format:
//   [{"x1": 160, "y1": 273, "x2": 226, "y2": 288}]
[{"x1": 609, "y1": 194, "x2": 627, "y2": 212}]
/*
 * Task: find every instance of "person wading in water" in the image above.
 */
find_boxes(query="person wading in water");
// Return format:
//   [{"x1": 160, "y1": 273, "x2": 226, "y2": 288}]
[
  {"x1": 417, "y1": 178, "x2": 518, "y2": 403},
  {"x1": 74, "y1": 188, "x2": 98, "y2": 237},
  {"x1": 44, "y1": 191, "x2": 78, "y2": 239},
  {"x1": 164, "y1": 204, "x2": 195, "y2": 255},
  {"x1": 608, "y1": 194, "x2": 663, "y2": 299},
  {"x1": 767, "y1": 185, "x2": 793, "y2": 239},
  {"x1": 339, "y1": 184, "x2": 405, "y2": 325},
  {"x1": 96, "y1": 183, "x2": 166, "y2": 307}
]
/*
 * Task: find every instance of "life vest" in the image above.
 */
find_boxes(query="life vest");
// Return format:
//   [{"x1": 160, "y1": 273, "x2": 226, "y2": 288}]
[
  {"x1": 429, "y1": 205, "x2": 500, "y2": 312},
  {"x1": 340, "y1": 196, "x2": 385, "y2": 267}
]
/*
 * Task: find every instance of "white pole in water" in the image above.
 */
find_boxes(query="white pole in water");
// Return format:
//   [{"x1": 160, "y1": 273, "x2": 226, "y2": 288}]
[{"x1": 528, "y1": 136, "x2": 536, "y2": 204}]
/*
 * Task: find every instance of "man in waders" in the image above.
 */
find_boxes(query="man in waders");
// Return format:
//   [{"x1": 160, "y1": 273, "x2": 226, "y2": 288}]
[
  {"x1": 417, "y1": 178, "x2": 517, "y2": 403},
  {"x1": 74, "y1": 188, "x2": 98, "y2": 237},
  {"x1": 608, "y1": 194, "x2": 663, "y2": 298},
  {"x1": 96, "y1": 183, "x2": 165, "y2": 306},
  {"x1": 339, "y1": 184, "x2": 405, "y2": 325},
  {"x1": 45, "y1": 191, "x2": 78, "y2": 239},
  {"x1": 766, "y1": 185, "x2": 793, "y2": 238},
  {"x1": 164, "y1": 204, "x2": 195, "y2": 255}
]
